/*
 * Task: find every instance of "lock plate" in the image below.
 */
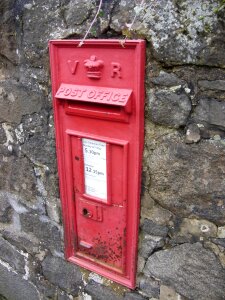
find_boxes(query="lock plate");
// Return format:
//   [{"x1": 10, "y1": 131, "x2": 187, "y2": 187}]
[{"x1": 79, "y1": 199, "x2": 103, "y2": 222}]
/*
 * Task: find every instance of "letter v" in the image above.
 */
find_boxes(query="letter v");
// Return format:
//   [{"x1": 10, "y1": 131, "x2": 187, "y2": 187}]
[{"x1": 67, "y1": 60, "x2": 79, "y2": 75}]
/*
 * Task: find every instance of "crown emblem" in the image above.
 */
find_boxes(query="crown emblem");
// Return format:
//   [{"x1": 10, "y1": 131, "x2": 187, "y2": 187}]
[{"x1": 84, "y1": 55, "x2": 104, "y2": 79}]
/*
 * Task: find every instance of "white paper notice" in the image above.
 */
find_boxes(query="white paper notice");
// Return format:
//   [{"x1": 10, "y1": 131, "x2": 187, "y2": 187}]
[{"x1": 82, "y1": 138, "x2": 107, "y2": 200}]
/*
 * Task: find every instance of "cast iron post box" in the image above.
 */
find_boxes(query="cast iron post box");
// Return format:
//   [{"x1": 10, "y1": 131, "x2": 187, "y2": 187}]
[{"x1": 49, "y1": 40, "x2": 145, "y2": 288}]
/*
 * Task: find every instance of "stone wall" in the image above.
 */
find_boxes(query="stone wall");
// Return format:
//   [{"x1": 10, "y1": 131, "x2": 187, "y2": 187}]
[{"x1": 0, "y1": 0, "x2": 225, "y2": 299}]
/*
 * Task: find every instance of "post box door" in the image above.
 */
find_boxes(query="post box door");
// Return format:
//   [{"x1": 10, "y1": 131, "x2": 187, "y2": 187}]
[
  {"x1": 49, "y1": 40, "x2": 145, "y2": 288},
  {"x1": 70, "y1": 134, "x2": 128, "y2": 274}
]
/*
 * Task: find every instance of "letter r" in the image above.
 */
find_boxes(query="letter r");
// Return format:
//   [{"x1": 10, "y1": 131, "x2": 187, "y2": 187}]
[{"x1": 111, "y1": 62, "x2": 121, "y2": 78}]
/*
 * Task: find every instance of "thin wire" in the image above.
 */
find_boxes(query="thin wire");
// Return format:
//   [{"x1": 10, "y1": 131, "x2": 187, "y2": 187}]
[
  {"x1": 120, "y1": 0, "x2": 145, "y2": 47},
  {"x1": 128, "y1": 0, "x2": 145, "y2": 33},
  {"x1": 78, "y1": 0, "x2": 103, "y2": 47}
]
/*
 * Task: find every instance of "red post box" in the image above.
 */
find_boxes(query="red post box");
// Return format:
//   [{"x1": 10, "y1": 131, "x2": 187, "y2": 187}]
[{"x1": 49, "y1": 40, "x2": 145, "y2": 288}]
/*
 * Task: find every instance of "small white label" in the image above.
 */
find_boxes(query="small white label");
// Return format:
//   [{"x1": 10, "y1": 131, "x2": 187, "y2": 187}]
[{"x1": 82, "y1": 138, "x2": 107, "y2": 200}]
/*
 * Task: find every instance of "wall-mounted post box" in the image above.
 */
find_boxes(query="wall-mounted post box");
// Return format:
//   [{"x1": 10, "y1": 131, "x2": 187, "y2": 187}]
[{"x1": 49, "y1": 40, "x2": 145, "y2": 288}]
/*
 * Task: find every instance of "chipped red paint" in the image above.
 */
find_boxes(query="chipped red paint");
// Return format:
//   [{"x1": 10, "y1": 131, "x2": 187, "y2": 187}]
[{"x1": 49, "y1": 40, "x2": 145, "y2": 288}]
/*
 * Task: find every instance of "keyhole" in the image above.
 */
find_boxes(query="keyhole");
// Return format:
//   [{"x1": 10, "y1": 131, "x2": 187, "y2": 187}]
[{"x1": 83, "y1": 208, "x2": 89, "y2": 216}]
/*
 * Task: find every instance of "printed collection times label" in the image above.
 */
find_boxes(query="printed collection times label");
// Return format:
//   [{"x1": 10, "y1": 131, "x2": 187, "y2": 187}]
[{"x1": 82, "y1": 138, "x2": 107, "y2": 201}]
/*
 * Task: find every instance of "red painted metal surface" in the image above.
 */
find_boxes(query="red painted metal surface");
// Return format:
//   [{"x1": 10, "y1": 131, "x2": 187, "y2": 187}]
[{"x1": 49, "y1": 40, "x2": 145, "y2": 288}]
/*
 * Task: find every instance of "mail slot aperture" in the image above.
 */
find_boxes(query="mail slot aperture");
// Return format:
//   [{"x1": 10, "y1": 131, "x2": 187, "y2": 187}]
[{"x1": 49, "y1": 39, "x2": 145, "y2": 289}]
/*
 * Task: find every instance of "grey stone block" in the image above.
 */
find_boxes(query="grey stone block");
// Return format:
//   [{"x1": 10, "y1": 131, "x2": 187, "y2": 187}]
[
  {"x1": 139, "y1": 276, "x2": 160, "y2": 298},
  {"x1": 148, "y1": 136, "x2": 225, "y2": 225},
  {"x1": 0, "y1": 81, "x2": 43, "y2": 124},
  {"x1": 0, "y1": 263, "x2": 39, "y2": 300},
  {"x1": 142, "y1": 219, "x2": 168, "y2": 237},
  {"x1": 160, "y1": 285, "x2": 187, "y2": 300},
  {"x1": 185, "y1": 123, "x2": 201, "y2": 144},
  {"x1": 144, "y1": 243, "x2": 225, "y2": 300},
  {"x1": 65, "y1": 0, "x2": 94, "y2": 27},
  {"x1": 179, "y1": 218, "x2": 217, "y2": 238},
  {"x1": 57, "y1": 291, "x2": 73, "y2": 300},
  {"x1": 0, "y1": 125, "x2": 7, "y2": 145},
  {"x1": 0, "y1": 160, "x2": 38, "y2": 206},
  {"x1": 111, "y1": 0, "x2": 225, "y2": 67},
  {"x1": 0, "y1": 236, "x2": 25, "y2": 274},
  {"x1": 30, "y1": 275, "x2": 58, "y2": 299},
  {"x1": 151, "y1": 72, "x2": 183, "y2": 87},
  {"x1": 124, "y1": 292, "x2": 147, "y2": 300},
  {"x1": 2, "y1": 230, "x2": 39, "y2": 255},
  {"x1": 211, "y1": 238, "x2": 225, "y2": 248},
  {"x1": 149, "y1": 91, "x2": 191, "y2": 128},
  {"x1": 20, "y1": 213, "x2": 62, "y2": 253},
  {"x1": 198, "y1": 80, "x2": 225, "y2": 91},
  {"x1": 193, "y1": 97, "x2": 225, "y2": 129},
  {"x1": 84, "y1": 280, "x2": 123, "y2": 300},
  {"x1": 41, "y1": 255, "x2": 83, "y2": 295},
  {"x1": 0, "y1": 196, "x2": 12, "y2": 223},
  {"x1": 140, "y1": 235, "x2": 164, "y2": 259}
]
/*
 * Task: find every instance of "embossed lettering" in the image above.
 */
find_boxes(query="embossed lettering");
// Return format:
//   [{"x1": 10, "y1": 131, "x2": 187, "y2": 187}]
[
  {"x1": 88, "y1": 90, "x2": 96, "y2": 98},
  {"x1": 55, "y1": 84, "x2": 132, "y2": 107},
  {"x1": 107, "y1": 92, "x2": 113, "y2": 101},
  {"x1": 111, "y1": 62, "x2": 121, "y2": 78},
  {"x1": 94, "y1": 91, "x2": 103, "y2": 100},
  {"x1": 70, "y1": 89, "x2": 78, "y2": 97},
  {"x1": 101, "y1": 92, "x2": 110, "y2": 100},
  {"x1": 59, "y1": 88, "x2": 127, "y2": 103},
  {"x1": 112, "y1": 93, "x2": 120, "y2": 101},
  {"x1": 120, "y1": 94, "x2": 128, "y2": 102},
  {"x1": 78, "y1": 89, "x2": 87, "y2": 98},
  {"x1": 56, "y1": 87, "x2": 65, "y2": 95},
  {"x1": 64, "y1": 88, "x2": 71, "y2": 96},
  {"x1": 67, "y1": 60, "x2": 79, "y2": 75}
]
